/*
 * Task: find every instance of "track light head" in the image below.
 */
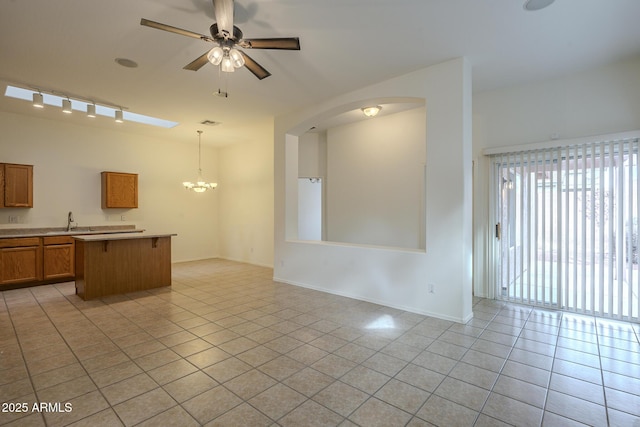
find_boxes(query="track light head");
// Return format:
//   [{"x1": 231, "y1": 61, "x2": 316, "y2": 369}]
[
  {"x1": 33, "y1": 92, "x2": 44, "y2": 108},
  {"x1": 62, "y1": 98, "x2": 72, "y2": 114}
]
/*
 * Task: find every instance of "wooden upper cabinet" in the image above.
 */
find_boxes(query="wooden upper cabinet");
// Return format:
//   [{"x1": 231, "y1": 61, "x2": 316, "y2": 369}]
[
  {"x1": 101, "y1": 171, "x2": 138, "y2": 209},
  {"x1": 1, "y1": 163, "x2": 33, "y2": 208}
]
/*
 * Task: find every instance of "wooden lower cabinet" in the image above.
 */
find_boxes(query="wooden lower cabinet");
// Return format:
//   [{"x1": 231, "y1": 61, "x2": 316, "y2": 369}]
[
  {"x1": 43, "y1": 236, "x2": 75, "y2": 280},
  {"x1": 0, "y1": 238, "x2": 42, "y2": 285},
  {"x1": 75, "y1": 235, "x2": 172, "y2": 300},
  {"x1": 0, "y1": 236, "x2": 75, "y2": 287}
]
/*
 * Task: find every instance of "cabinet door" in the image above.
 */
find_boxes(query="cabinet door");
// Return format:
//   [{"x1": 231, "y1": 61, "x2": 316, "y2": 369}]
[
  {"x1": 101, "y1": 172, "x2": 138, "y2": 208},
  {"x1": 1, "y1": 163, "x2": 33, "y2": 208},
  {"x1": 43, "y1": 243, "x2": 75, "y2": 280},
  {"x1": 0, "y1": 246, "x2": 42, "y2": 284}
]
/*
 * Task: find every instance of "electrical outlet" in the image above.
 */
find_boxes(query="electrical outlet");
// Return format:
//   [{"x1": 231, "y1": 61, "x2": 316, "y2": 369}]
[
  {"x1": 120, "y1": 215, "x2": 126, "y2": 221},
  {"x1": 8, "y1": 215, "x2": 18, "y2": 224}
]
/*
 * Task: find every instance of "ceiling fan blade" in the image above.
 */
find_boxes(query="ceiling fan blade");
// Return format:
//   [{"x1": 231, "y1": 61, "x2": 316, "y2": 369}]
[
  {"x1": 239, "y1": 37, "x2": 300, "y2": 50},
  {"x1": 183, "y1": 51, "x2": 211, "y2": 71},
  {"x1": 240, "y1": 51, "x2": 271, "y2": 80},
  {"x1": 140, "y1": 18, "x2": 212, "y2": 41},
  {"x1": 212, "y1": 0, "x2": 234, "y2": 37}
]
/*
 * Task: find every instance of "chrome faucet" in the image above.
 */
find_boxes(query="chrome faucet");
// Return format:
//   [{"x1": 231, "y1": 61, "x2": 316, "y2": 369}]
[{"x1": 67, "y1": 211, "x2": 75, "y2": 232}]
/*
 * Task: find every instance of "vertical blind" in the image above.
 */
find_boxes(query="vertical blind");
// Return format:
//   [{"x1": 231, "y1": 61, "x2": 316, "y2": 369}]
[{"x1": 491, "y1": 137, "x2": 639, "y2": 321}]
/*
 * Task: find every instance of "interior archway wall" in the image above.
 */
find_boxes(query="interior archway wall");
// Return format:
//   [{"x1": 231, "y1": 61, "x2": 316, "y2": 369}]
[{"x1": 274, "y1": 58, "x2": 473, "y2": 322}]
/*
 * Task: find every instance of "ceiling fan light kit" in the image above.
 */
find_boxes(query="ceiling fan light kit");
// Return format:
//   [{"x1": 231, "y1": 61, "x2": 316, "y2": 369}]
[
  {"x1": 140, "y1": 0, "x2": 301, "y2": 87},
  {"x1": 228, "y1": 49, "x2": 245, "y2": 69},
  {"x1": 207, "y1": 47, "x2": 224, "y2": 65}
]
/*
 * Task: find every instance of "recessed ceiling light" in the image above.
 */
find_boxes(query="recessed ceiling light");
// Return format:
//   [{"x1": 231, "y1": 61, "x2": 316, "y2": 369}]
[
  {"x1": 115, "y1": 58, "x2": 138, "y2": 68},
  {"x1": 524, "y1": 0, "x2": 555, "y2": 11},
  {"x1": 361, "y1": 106, "x2": 382, "y2": 117}
]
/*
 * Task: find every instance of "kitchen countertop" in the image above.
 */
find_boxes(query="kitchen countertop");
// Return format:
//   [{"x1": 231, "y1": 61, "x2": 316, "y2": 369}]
[
  {"x1": 0, "y1": 225, "x2": 142, "y2": 238},
  {"x1": 73, "y1": 232, "x2": 176, "y2": 241}
]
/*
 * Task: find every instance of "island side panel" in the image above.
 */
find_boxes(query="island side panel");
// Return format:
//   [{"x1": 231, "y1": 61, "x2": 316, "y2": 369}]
[
  {"x1": 76, "y1": 236, "x2": 172, "y2": 300},
  {"x1": 74, "y1": 240, "x2": 86, "y2": 298}
]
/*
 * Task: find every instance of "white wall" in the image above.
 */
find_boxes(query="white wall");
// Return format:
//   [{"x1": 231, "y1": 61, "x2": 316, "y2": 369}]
[
  {"x1": 297, "y1": 178, "x2": 323, "y2": 241},
  {"x1": 474, "y1": 56, "x2": 640, "y2": 153},
  {"x1": 298, "y1": 132, "x2": 326, "y2": 178},
  {"x1": 0, "y1": 111, "x2": 219, "y2": 262},
  {"x1": 275, "y1": 58, "x2": 474, "y2": 323},
  {"x1": 217, "y1": 119, "x2": 274, "y2": 267},
  {"x1": 325, "y1": 107, "x2": 426, "y2": 249},
  {"x1": 472, "y1": 55, "x2": 640, "y2": 297}
]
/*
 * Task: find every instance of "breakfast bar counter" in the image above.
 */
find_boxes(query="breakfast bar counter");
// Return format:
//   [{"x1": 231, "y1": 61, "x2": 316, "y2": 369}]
[{"x1": 74, "y1": 232, "x2": 176, "y2": 300}]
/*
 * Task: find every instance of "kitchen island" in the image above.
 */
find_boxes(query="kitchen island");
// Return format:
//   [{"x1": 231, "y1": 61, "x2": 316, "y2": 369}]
[{"x1": 74, "y1": 232, "x2": 176, "y2": 300}]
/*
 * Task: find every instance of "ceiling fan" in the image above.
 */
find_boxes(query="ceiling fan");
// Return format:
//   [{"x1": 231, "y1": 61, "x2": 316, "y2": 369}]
[{"x1": 140, "y1": 0, "x2": 300, "y2": 80}]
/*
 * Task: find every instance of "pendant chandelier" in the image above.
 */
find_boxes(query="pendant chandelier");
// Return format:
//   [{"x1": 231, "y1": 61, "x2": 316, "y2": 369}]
[{"x1": 183, "y1": 130, "x2": 218, "y2": 192}]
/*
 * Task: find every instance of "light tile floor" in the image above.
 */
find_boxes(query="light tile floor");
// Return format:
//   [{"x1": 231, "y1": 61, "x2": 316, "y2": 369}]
[{"x1": 1, "y1": 259, "x2": 639, "y2": 426}]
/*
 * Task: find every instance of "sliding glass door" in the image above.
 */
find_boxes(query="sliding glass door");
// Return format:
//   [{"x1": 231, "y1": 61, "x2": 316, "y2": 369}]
[{"x1": 492, "y1": 138, "x2": 639, "y2": 321}]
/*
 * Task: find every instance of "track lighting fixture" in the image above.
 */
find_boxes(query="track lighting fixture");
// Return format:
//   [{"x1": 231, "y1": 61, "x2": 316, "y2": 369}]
[
  {"x1": 32, "y1": 92, "x2": 44, "y2": 108},
  {"x1": 5, "y1": 84, "x2": 179, "y2": 128}
]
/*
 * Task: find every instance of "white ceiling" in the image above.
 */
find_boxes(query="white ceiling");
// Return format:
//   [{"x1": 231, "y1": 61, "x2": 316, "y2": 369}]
[{"x1": 1, "y1": 0, "x2": 640, "y2": 147}]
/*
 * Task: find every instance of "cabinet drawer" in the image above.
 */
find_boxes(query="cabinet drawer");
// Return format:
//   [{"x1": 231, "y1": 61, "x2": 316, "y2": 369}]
[
  {"x1": 43, "y1": 236, "x2": 75, "y2": 245},
  {"x1": 0, "y1": 237, "x2": 41, "y2": 248}
]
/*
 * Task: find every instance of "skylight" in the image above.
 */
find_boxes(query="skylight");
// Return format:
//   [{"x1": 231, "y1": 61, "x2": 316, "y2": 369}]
[{"x1": 4, "y1": 85, "x2": 179, "y2": 129}]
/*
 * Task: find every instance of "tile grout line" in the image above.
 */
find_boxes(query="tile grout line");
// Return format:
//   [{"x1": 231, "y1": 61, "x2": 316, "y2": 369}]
[
  {"x1": 2, "y1": 290, "x2": 47, "y2": 426},
  {"x1": 474, "y1": 302, "x2": 535, "y2": 426},
  {"x1": 31, "y1": 284, "x2": 137, "y2": 427},
  {"x1": 595, "y1": 316, "x2": 611, "y2": 427},
  {"x1": 539, "y1": 308, "x2": 563, "y2": 426}
]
